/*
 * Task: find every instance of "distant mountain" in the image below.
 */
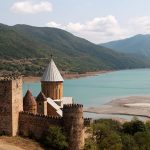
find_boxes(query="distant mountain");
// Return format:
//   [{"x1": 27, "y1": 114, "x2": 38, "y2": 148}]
[
  {"x1": 0, "y1": 24, "x2": 150, "y2": 75},
  {"x1": 101, "y1": 34, "x2": 150, "y2": 57}
]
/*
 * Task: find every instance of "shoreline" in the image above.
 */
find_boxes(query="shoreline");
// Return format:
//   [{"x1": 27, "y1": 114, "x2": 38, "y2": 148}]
[
  {"x1": 85, "y1": 96, "x2": 150, "y2": 120},
  {"x1": 23, "y1": 70, "x2": 112, "y2": 83}
]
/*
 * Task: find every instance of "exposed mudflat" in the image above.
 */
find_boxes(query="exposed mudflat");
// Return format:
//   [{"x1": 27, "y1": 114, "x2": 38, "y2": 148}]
[{"x1": 85, "y1": 96, "x2": 150, "y2": 118}]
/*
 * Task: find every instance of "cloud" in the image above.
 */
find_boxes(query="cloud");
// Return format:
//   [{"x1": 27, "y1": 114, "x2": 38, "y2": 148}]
[
  {"x1": 11, "y1": 1, "x2": 52, "y2": 14},
  {"x1": 46, "y1": 16, "x2": 124, "y2": 43},
  {"x1": 65, "y1": 16, "x2": 122, "y2": 34},
  {"x1": 67, "y1": 16, "x2": 124, "y2": 43},
  {"x1": 66, "y1": 23, "x2": 84, "y2": 32},
  {"x1": 129, "y1": 16, "x2": 150, "y2": 34},
  {"x1": 46, "y1": 21, "x2": 61, "y2": 28},
  {"x1": 46, "y1": 15, "x2": 150, "y2": 43}
]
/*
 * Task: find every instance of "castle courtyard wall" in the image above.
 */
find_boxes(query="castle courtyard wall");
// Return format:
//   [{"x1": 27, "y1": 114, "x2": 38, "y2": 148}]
[{"x1": 19, "y1": 112, "x2": 62, "y2": 139}]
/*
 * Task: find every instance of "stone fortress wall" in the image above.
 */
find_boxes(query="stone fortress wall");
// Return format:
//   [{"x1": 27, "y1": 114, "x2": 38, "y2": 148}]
[
  {"x1": 19, "y1": 109, "x2": 92, "y2": 140},
  {"x1": 19, "y1": 111, "x2": 62, "y2": 139},
  {"x1": 0, "y1": 76, "x2": 92, "y2": 150}
]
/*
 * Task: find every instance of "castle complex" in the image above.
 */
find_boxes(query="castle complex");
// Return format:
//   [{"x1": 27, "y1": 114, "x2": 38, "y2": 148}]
[{"x1": 0, "y1": 58, "x2": 91, "y2": 150}]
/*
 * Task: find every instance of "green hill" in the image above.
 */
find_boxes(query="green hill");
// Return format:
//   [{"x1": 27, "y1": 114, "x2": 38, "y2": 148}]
[
  {"x1": 101, "y1": 34, "x2": 150, "y2": 57},
  {"x1": 0, "y1": 24, "x2": 149, "y2": 76}
]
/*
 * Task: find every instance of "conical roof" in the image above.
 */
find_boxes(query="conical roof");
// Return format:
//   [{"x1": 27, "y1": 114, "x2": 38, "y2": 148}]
[
  {"x1": 36, "y1": 92, "x2": 47, "y2": 101},
  {"x1": 41, "y1": 59, "x2": 64, "y2": 82},
  {"x1": 23, "y1": 90, "x2": 36, "y2": 106}
]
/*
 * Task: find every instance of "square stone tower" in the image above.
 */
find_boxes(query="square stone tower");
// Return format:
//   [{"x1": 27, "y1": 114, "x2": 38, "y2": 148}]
[{"x1": 0, "y1": 76, "x2": 23, "y2": 136}]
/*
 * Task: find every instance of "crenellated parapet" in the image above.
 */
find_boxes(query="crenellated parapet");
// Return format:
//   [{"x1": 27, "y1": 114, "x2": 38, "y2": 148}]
[
  {"x1": 63, "y1": 104, "x2": 83, "y2": 108},
  {"x1": 63, "y1": 104, "x2": 83, "y2": 115},
  {"x1": 0, "y1": 73, "x2": 22, "y2": 81},
  {"x1": 20, "y1": 111, "x2": 62, "y2": 120}
]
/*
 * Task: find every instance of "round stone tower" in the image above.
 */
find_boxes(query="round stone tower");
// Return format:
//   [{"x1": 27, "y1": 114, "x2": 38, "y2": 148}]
[
  {"x1": 41, "y1": 57, "x2": 64, "y2": 100},
  {"x1": 63, "y1": 104, "x2": 84, "y2": 150},
  {"x1": 23, "y1": 90, "x2": 37, "y2": 114}
]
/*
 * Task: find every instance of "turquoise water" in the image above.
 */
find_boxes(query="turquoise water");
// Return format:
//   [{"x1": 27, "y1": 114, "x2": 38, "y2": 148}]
[{"x1": 23, "y1": 69, "x2": 150, "y2": 107}]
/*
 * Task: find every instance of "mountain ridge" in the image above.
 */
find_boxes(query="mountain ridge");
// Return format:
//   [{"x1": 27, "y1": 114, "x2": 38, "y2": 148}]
[
  {"x1": 101, "y1": 34, "x2": 150, "y2": 57},
  {"x1": 0, "y1": 23, "x2": 150, "y2": 75}
]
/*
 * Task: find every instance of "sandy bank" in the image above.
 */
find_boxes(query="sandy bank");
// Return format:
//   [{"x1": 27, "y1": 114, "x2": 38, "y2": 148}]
[
  {"x1": 23, "y1": 70, "x2": 112, "y2": 83},
  {"x1": 85, "y1": 96, "x2": 150, "y2": 119}
]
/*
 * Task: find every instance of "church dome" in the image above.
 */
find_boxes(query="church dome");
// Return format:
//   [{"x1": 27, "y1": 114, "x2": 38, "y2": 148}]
[
  {"x1": 23, "y1": 90, "x2": 37, "y2": 113},
  {"x1": 41, "y1": 58, "x2": 64, "y2": 82}
]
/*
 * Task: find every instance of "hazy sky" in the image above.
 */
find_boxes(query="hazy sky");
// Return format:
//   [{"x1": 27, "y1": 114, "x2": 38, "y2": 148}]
[{"x1": 1, "y1": 0, "x2": 150, "y2": 43}]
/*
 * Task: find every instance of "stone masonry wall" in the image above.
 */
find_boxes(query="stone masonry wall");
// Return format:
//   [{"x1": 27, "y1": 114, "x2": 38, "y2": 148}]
[
  {"x1": 37, "y1": 101, "x2": 47, "y2": 115},
  {"x1": 41, "y1": 81, "x2": 63, "y2": 99},
  {"x1": 0, "y1": 77, "x2": 23, "y2": 136},
  {"x1": 12, "y1": 78, "x2": 23, "y2": 136},
  {"x1": 19, "y1": 112, "x2": 62, "y2": 139},
  {"x1": 63, "y1": 104, "x2": 84, "y2": 150},
  {"x1": 0, "y1": 80, "x2": 12, "y2": 135}
]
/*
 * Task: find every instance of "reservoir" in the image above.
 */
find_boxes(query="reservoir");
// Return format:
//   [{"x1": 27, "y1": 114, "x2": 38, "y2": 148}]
[{"x1": 23, "y1": 69, "x2": 150, "y2": 107}]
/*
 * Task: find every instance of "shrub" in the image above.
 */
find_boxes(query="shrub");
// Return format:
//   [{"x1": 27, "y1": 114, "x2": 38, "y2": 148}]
[
  {"x1": 121, "y1": 134, "x2": 138, "y2": 150},
  {"x1": 134, "y1": 131, "x2": 150, "y2": 149},
  {"x1": 84, "y1": 137, "x2": 97, "y2": 150},
  {"x1": 40, "y1": 126, "x2": 68, "y2": 150},
  {"x1": 98, "y1": 132, "x2": 122, "y2": 150}
]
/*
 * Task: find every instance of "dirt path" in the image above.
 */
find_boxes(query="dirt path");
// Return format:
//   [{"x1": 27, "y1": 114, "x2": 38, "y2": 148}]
[
  {"x1": 0, "y1": 136, "x2": 44, "y2": 150},
  {"x1": 0, "y1": 141, "x2": 23, "y2": 150}
]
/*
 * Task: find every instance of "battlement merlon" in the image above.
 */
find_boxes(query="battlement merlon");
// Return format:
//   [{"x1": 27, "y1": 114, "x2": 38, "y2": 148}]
[
  {"x1": 63, "y1": 104, "x2": 83, "y2": 114},
  {"x1": 63, "y1": 104, "x2": 83, "y2": 108},
  {"x1": 0, "y1": 74, "x2": 22, "y2": 81},
  {"x1": 20, "y1": 111, "x2": 62, "y2": 120}
]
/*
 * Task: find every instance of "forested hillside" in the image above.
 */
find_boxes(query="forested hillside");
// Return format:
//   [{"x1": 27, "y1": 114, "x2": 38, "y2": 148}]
[
  {"x1": 101, "y1": 34, "x2": 150, "y2": 57},
  {"x1": 0, "y1": 24, "x2": 149, "y2": 75}
]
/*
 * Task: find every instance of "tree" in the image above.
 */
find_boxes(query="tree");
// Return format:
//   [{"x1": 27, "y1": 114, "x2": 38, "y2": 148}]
[
  {"x1": 122, "y1": 119, "x2": 146, "y2": 135},
  {"x1": 40, "y1": 126, "x2": 68, "y2": 150},
  {"x1": 93, "y1": 123, "x2": 110, "y2": 143},
  {"x1": 145, "y1": 120, "x2": 150, "y2": 131},
  {"x1": 121, "y1": 134, "x2": 138, "y2": 150},
  {"x1": 84, "y1": 137, "x2": 97, "y2": 150},
  {"x1": 98, "y1": 132, "x2": 122, "y2": 150},
  {"x1": 134, "y1": 131, "x2": 150, "y2": 150}
]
